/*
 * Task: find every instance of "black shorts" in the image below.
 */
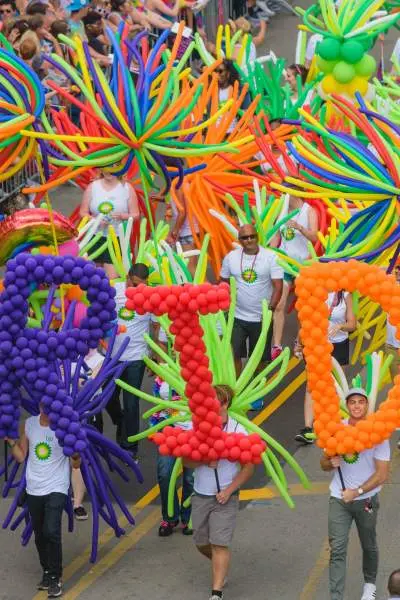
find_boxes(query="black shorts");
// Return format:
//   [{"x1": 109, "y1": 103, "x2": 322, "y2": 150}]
[
  {"x1": 232, "y1": 318, "x2": 273, "y2": 362},
  {"x1": 332, "y1": 338, "x2": 349, "y2": 366},
  {"x1": 90, "y1": 236, "x2": 121, "y2": 266}
]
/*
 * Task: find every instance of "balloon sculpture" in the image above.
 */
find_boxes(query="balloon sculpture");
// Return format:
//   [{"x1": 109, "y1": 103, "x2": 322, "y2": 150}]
[{"x1": 0, "y1": 253, "x2": 143, "y2": 561}]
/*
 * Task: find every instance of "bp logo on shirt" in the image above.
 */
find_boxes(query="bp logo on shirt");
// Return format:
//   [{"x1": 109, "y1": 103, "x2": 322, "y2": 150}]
[
  {"x1": 35, "y1": 442, "x2": 52, "y2": 461},
  {"x1": 98, "y1": 201, "x2": 114, "y2": 215},
  {"x1": 281, "y1": 227, "x2": 295, "y2": 241},
  {"x1": 241, "y1": 268, "x2": 258, "y2": 284},
  {"x1": 118, "y1": 307, "x2": 135, "y2": 321}
]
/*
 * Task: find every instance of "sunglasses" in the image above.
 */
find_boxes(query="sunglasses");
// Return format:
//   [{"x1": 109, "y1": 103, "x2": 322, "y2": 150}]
[
  {"x1": 0, "y1": 8, "x2": 12, "y2": 12},
  {"x1": 215, "y1": 68, "x2": 225, "y2": 74},
  {"x1": 239, "y1": 234, "x2": 257, "y2": 241}
]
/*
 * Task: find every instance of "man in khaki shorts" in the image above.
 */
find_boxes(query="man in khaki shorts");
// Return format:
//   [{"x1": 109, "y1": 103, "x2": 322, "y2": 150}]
[{"x1": 184, "y1": 385, "x2": 255, "y2": 600}]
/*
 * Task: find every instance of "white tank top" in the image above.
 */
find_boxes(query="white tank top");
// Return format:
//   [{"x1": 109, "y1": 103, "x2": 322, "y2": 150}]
[
  {"x1": 25, "y1": 415, "x2": 70, "y2": 496},
  {"x1": 280, "y1": 202, "x2": 310, "y2": 262},
  {"x1": 89, "y1": 179, "x2": 130, "y2": 235},
  {"x1": 327, "y1": 292, "x2": 348, "y2": 344},
  {"x1": 386, "y1": 316, "x2": 400, "y2": 348},
  {"x1": 170, "y1": 197, "x2": 198, "y2": 238}
]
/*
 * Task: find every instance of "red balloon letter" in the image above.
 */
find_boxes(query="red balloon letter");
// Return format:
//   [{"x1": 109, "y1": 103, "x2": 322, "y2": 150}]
[{"x1": 125, "y1": 283, "x2": 266, "y2": 464}]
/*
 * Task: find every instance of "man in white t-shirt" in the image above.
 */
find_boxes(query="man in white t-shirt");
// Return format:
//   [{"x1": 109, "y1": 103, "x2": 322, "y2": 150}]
[
  {"x1": 7, "y1": 403, "x2": 81, "y2": 598},
  {"x1": 103, "y1": 263, "x2": 152, "y2": 460},
  {"x1": 220, "y1": 224, "x2": 283, "y2": 377},
  {"x1": 320, "y1": 388, "x2": 391, "y2": 600},
  {"x1": 184, "y1": 385, "x2": 254, "y2": 600}
]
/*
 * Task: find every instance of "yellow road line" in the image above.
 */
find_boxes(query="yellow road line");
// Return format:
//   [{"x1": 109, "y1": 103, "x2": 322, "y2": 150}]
[
  {"x1": 240, "y1": 481, "x2": 329, "y2": 501},
  {"x1": 62, "y1": 509, "x2": 160, "y2": 600},
  {"x1": 52, "y1": 357, "x2": 305, "y2": 599},
  {"x1": 299, "y1": 537, "x2": 330, "y2": 600}
]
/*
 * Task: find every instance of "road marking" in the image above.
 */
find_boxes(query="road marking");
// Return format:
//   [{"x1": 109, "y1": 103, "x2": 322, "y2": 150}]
[
  {"x1": 62, "y1": 509, "x2": 160, "y2": 600},
  {"x1": 51, "y1": 357, "x2": 305, "y2": 599},
  {"x1": 299, "y1": 537, "x2": 330, "y2": 600},
  {"x1": 253, "y1": 368, "x2": 306, "y2": 426},
  {"x1": 240, "y1": 481, "x2": 329, "y2": 501}
]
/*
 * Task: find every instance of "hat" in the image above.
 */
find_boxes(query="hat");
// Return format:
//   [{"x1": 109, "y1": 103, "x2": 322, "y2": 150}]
[
  {"x1": 345, "y1": 387, "x2": 368, "y2": 402},
  {"x1": 68, "y1": 0, "x2": 89, "y2": 11}
]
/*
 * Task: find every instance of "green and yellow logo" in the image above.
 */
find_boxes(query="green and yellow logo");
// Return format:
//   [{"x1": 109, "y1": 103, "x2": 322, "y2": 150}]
[
  {"x1": 241, "y1": 268, "x2": 258, "y2": 284},
  {"x1": 35, "y1": 442, "x2": 52, "y2": 461},
  {"x1": 281, "y1": 227, "x2": 295, "y2": 241},
  {"x1": 98, "y1": 201, "x2": 114, "y2": 215},
  {"x1": 118, "y1": 307, "x2": 135, "y2": 321}
]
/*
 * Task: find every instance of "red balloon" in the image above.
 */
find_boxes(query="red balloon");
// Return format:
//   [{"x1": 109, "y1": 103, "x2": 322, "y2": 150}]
[
  {"x1": 240, "y1": 451, "x2": 252, "y2": 463},
  {"x1": 191, "y1": 450, "x2": 201, "y2": 461},
  {"x1": 159, "y1": 444, "x2": 169, "y2": 455},
  {"x1": 229, "y1": 446, "x2": 241, "y2": 460}
]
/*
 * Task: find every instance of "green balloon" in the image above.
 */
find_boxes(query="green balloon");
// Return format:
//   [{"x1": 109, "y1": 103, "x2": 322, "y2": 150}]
[
  {"x1": 318, "y1": 38, "x2": 342, "y2": 61},
  {"x1": 340, "y1": 41, "x2": 364, "y2": 64},
  {"x1": 333, "y1": 61, "x2": 356, "y2": 84},
  {"x1": 359, "y1": 36, "x2": 374, "y2": 51},
  {"x1": 355, "y1": 54, "x2": 376, "y2": 78},
  {"x1": 316, "y1": 56, "x2": 336, "y2": 73}
]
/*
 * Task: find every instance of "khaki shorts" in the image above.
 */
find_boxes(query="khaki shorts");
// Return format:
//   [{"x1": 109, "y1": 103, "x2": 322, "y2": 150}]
[{"x1": 192, "y1": 493, "x2": 239, "y2": 547}]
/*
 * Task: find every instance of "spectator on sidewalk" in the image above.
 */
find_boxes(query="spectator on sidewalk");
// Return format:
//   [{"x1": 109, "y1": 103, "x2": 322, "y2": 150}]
[
  {"x1": 184, "y1": 385, "x2": 255, "y2": 600},
  {"x1": 388, "y1": 569, "x2": 400, "y2": 599},
  {"x1": 7, "y1": 403, "x2": 81, "y2": 598},
  {"x1": 220, "y1": 223, "x2": 283, "y2": 377},
  {"x1": 320, "y1": 387, "x2": 391, "y2": 600},
  {"x1": 0, "y1": 0, "x2": 17, "y2": 23}
]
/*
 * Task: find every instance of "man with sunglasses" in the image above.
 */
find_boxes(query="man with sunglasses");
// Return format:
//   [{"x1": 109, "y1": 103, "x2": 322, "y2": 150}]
[
  {"x1": 0, "y1": 0, "x2": 16, "y2": 21},
  {"x1": 220, "y1": 224, "x2": 283, "y2": 382},
  {"x1": 320, "y1": 388, "x2": 391, "y2": 600}
]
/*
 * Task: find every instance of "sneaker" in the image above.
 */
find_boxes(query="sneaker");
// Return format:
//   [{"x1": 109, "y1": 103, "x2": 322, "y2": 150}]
[
  {"x1": 295, "y1": 427, "x2": 314, "y2": 444},
  {"x1": 271, "y1": 345, "x2": 282, "y2": 360},
  {"x1": 182, "y1": 523, "x2": 193, "y2": 535},
  {"x1": 158, "y1": 520, "x2": 179, "y2": 537},
  {"x1": 209, "y1": 595, "x2": 223, "y2": 600},
  {"x1": 37, "y1": 571, "x2": 50, "y2": 590},
  {"x1": 73, "y1": 506, "x2": 88, "y2": 521},
  {"x1": 361, "y1": 582, "x2": 376, "y2": 600},
  {"x1": 48, "y1": 579, "x2": 62, "y2": 598}
]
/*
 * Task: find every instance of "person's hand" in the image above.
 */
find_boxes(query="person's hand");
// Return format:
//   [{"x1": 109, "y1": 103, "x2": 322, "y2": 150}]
[
  {"x1": 216, "y1": 488, "x2": 232, "y2": 504},
  {"x1": 328, "y1": 324, "x2": 342, "y2": 338},
  {"x1": 166, "y1": 232, "x2": 177, "y2": 245},
  {"x1": 330, "y1": 456, "x2": 341, "y2": 468},
  {"x1": 286, "y1": 219, "x2": 300, "y2": 230},
  {"x1": 71, "y1": 453, "x2": 81, "y2": 469},
  {"x1": 342, "y1": 488, "x2": 358, "y2": 504}
]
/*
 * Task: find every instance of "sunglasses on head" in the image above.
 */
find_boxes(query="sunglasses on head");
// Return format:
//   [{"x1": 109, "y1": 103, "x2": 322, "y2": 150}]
[{"x1": 239, "y1": 234, "x2": 257, "y2": 241}]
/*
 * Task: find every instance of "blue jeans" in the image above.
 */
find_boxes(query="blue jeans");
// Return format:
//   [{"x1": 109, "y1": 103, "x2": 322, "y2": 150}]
[{"x1": 157, "y1": 454, "x2": 194, "y2": 524}]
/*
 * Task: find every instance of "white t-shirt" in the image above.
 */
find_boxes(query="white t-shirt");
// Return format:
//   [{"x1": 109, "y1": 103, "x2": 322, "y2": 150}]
[
  {"x1": 25, "y1": 416, "x2": 70, "y2": 496},
  {"x1": 112, "y1": 282, "x2": 151, "y2": 361},
  {"x1": 89, "y1": 179, "x2": 130, "y2": 235},
  {"x1": 220, "y1": 246, "x2": 283, "y2": 322},
  {"x1": 386, "y1": 316, "x2": 400, "y2": 348},
  {"x1": 328, "y1": 292, "x2": 349, "y2": 344},
  {"x1": 330, "y1": 427, "x2": 390, "y2": 501},
  {"x1": 194, "y1": 417, "x2": 247, "y2": 495},
  {"x1": 280, "y1": 203, "x2": 311, "y2": 262}
]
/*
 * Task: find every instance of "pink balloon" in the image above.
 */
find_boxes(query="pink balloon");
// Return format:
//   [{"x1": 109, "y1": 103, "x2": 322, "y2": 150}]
[
  {"x1": 58, "y1": 239, "x2": 80, "y2": 256},
  {"x1": 73, "y1": 301, "x2": 88, "y2": 327}
]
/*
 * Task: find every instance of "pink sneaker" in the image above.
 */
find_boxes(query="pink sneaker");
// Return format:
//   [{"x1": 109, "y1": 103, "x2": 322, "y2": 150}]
[{"x1": 271, "y1": 345, "x2": 282, "y2": 360}]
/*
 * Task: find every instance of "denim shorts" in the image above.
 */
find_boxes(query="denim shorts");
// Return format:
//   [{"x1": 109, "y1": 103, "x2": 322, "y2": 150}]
[{"x1": 178, "y1": 234, "x2": 194, "y2": 246}]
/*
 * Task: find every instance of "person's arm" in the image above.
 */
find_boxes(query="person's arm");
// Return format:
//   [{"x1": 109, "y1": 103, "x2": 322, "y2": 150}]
[
  {"x1": 88, "y1": 44, "x2": 112, "y2": 67},
  {"x1": 219, "y1": 254, "x2": 231, "y2": 284},
  {"x1": 148, "y1": 0, "x2": 183, "y2": 17},
  {"x1": 7, "y1": 422, "x2": 29, "y2": 464},
  {"x1": 71, "y1": 453, "x2": 81, "y2": 470},
  {"x1": 114, "y1": 184, "x2": 140, "y2": 221},
  {"x1": 342, "y1": 458, "x2": 390, "y2": 503},
  {"x1": 269, "y1": 278, "x2": 283, "y2": 311},
  {"x1": 320, "y1": 453, "x2": 340, "y2": 472},
  {"x1": 79, "y1": 183, "x2": 92, "y2": 218},
  {"x1": 287, "y1": 205, "x2": 318, "y2": 244},
  {"x1": 216, "y1": 463, "x2": 255, "y2": 504},
  {"x1": 252, "y1": 20, "x2": 267, "y2": 47},
  {"x1": 167, "y1": 188, "x2": 187, "y2": 244}
]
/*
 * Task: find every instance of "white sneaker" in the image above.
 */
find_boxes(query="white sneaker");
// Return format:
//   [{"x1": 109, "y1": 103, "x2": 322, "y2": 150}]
[{"x1": 361, "y1": 582, "x2": 376, "y2": 600}]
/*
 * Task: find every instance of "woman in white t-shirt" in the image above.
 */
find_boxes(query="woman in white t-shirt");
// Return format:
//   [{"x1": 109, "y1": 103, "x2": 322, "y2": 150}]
[
  {"x1": 284, "y1": 63, "x2": 313, "y2": 108},
  {"x1": 271, "y1": 195, "x2": 318, "y2": 358},
  {"x1": 167, "y1": 184, "x2": 199, "y2": 276},
  {"x1": 216, "y1": 59, "x2": 242, "y2": 135},
  {"x1": 385, "y1": 262, "x2": 400, "y2": 380},
  {"x1": 80, "y1": 170, "x2": 139, "y2": 279},
  {"x1": 295, "y1": 290, "x2": 356, "y2": 444}
]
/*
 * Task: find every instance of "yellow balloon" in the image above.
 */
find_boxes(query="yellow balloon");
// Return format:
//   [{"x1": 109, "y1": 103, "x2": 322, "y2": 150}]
[
  {"x1": 349, "y1": 76, "x2": 368, "y2": 96},
  {"x1": 321, "y1": 74, "x2": 336, "y2": 94}
]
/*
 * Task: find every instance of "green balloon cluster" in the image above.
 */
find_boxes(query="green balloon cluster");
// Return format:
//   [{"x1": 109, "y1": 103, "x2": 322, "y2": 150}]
[{"x1": 316, "y1": 37, "x2": 376, "y2": 94}]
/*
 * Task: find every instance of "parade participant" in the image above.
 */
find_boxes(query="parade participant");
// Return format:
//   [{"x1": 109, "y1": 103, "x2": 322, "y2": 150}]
[
  {"x1": 103, "y1": 263, "x2": 152, "y2": 461},
  {"x1": 6, "y1": 403, "x2": 81, "y2": 598},
  {"x1": 295, "y1": 290, "x2": 356, "y2": 444},
  {"x1": 320, "y1": 388, "x2": 390, "y2": 600},
  {"x1": 385, "y1": 262, "x2": 400, "y2": 383},
  {"x1": 271, "y1": 195, "x2": 318, "y2": 359},
  {"x1": 220, "y1": 223, "x2": 283, "y2": 377},
  {"x1": 184, "y1": 385, "x2": 255, "y2": 600},
  {"x1": 388, "y1": 570, "x2": 400, "y2": 599},
  {"x1": 167, "y1": 185, "x2": 199, "y2": 276},
  {"x1": 79, "y1": 169, "x2": 139, "y2": 279},
  {"x1": 284, "y1": 63, "x2": 313, "y2": 106}
]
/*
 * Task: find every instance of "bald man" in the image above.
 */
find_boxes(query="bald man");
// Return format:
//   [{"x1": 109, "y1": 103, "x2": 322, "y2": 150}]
[
  {"x1": 220, "y1": 224, "x2": 283, "y2": 380},
  {"x1": 389, "y1": 569, "x2": 400, "y2": 599}
]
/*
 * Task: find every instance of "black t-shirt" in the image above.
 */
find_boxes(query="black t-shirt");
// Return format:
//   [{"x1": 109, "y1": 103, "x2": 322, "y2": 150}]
[{"x1": 88, "y1": 36, "x2": 107, "y2": 56}]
